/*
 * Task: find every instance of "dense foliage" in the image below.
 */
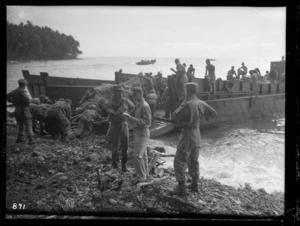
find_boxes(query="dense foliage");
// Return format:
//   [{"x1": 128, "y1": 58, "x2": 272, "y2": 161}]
[{"x1": 7, "y1": 21, "x2": 82, "y2": 61}]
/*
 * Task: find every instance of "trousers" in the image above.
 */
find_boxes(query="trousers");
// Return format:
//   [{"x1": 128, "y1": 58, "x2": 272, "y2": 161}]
[
  {"x1": 174, "y1": 128, "x2": 201, "y2": 182},
  {"x1": 16, "y1": 116, "x2": 34, "y2": 139},
  {"x1": 133, "y1": 128, "x2": 150, "y2": 180},
  {"x1": 107, "y1": 121, "x2": 129, "y2": 165}
]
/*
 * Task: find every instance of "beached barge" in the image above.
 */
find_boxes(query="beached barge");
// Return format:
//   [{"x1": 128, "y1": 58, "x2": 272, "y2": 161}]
[{"x1": 22, "y1": 58, "x2": 285, "y2": 136}]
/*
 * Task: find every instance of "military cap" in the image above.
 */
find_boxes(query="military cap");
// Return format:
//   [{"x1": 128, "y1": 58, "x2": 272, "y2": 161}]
[
  {"x1": 112, "y1": 85, "x2": 123, "y2": 91},
  {"x1": 185, "y1": 82, "x2": 198, "y2": 91},
  {"x1": 131, "y1": 87, "x2": 143, "y2": 93},
  {"x1": 18, "y1": 79, "x2": 28, "y2": 86}
]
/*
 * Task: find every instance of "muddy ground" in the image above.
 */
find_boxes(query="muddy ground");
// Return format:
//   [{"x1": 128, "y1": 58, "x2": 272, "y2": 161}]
[{"x1": 5, "y1": 121, "x2": 284, "y2": 219}]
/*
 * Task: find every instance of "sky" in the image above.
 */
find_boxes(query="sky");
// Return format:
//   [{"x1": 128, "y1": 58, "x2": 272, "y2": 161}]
[{"x1": 6, "y1": 6, "x2": 286, "y2": 59}]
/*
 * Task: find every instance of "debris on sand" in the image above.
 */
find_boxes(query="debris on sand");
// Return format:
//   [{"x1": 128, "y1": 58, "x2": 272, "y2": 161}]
[{"x1": 6, "y1": 123, "x2": 284, "y2": 218}]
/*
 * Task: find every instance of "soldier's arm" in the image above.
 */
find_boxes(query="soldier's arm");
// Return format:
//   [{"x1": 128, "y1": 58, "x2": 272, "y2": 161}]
[
  {"x1": 125, "y1": 98, "x2": 135, "y2": 114},
  {"x1": 22, "y1": 90, "x2": 31, "y2": 105},
  {"x1": 201, "y1": 101, "x2": 217, "y2": 120},
  {"x1": 7, "y1": 90, "x2": 14, "y2": 103},
  {"x1": 173, "y1": 102, "x2": 190, "y2": 122},
  {"x1": 66, "y1": 105, "x2": 72, "y2": 120},
  {"x1": 125, "y1": 105, "x2": 151, "y2": 127}
]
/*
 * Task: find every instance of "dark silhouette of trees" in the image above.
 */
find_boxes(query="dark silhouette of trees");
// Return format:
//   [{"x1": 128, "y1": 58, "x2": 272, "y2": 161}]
[{"x1": 7, "y1": 20, "x2": 83, "y2": 61}]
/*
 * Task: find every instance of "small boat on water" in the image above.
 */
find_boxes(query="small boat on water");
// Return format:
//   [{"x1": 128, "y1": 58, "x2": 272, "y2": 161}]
[
  {"x1": 136, "y1": 59, "x2": 156, "y2": 65},
  {"x1": 20, "y1": 57, "x2": 285, "y2": 137}
]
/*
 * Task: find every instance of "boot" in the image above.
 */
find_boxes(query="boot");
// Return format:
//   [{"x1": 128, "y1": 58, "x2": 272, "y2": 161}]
[
  {"x1": 187, "y1": 177, "x2": 199, "y2": 193},
  {"x1": 169, "y1": 181, "x2": 187, "y2": 197},
  {"x1": 121, "y1": 163, "x2": 127, "y2": 173},
  {"x1": 28, "y1": 136, "x2": 35, "y2": 145},
  {"x1": 112, "y1": 162, "x2": 118, "y2": 170},
  {"x1": 16, "y1": 137, "x2": 25, "y2": 143}
]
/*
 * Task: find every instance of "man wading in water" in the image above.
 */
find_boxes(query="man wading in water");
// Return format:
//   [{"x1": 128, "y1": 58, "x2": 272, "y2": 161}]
[{"x1": 169, "y1": 82, "x2": 217, "y2": 197}]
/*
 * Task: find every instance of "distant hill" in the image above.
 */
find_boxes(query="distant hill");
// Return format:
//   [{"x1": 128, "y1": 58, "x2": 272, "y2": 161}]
[{"x1": 7, "y1": 20, "x2": 83, "y2": 61}]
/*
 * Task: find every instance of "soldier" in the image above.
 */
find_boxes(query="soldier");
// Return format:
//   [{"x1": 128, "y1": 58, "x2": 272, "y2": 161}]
[
  {"x1": 30, "y1": 102, "x2": 51, "y2": 135},
  {"x1": 161, "y1": 84, "x2": 171, "y2": 119},
  {"x1": 44, "y1": 99, "x2": 72, "y2": 141},
  {"x1": 76, "y1": 104, "x2": 102, "y2": 137},
  {"x1": 187, "y1": 64, "x2": 195, "y2": 82},
  {"x1": 7, "y1": 79, "x2": 35, "y2": 144},
  {"x1": 123, "y1": 87, "x2": 152, "y2": 184},
  {"x1": 105, "y1": 85, "x2": 135, "y2": 172},
  {"x1": 205, "y1": 59, "x2": 216, "y2": 96},
  {"x1": 170, "y1": 58, "x2": 188, "y2": 102},
  {"x1": 170, "y1": 83, "x2": 217, "y2": 196}
]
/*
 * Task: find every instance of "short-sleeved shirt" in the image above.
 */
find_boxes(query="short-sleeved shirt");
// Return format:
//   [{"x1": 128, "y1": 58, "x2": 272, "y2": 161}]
[{"x1": 133, "y1": 99, "x2": 152, "y2": 129}]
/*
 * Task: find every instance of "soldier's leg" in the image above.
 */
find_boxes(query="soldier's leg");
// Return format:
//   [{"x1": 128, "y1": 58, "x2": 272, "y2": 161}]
[
  {"x1": 76, "y1": 118, "x2": 85, "y2": 137},
  {"x1": 121, "y1": 123, "x2": 129, "y2": 172},
  {"x1": 58, "y1": 113, "x2": 70, "y2": 141},
  {"x1": 16, "y1": 117, "x2": 25, "y2": 142},
  {"x1": 171, "y1": 135, "x2": 191, "y2": 196},
  {"x1": 25, "y1": 118, "x2": 35, "y2": 145},
  {"x1": 133, "y1": 129, "x2": 150, "y2": 181},
  {"x1": 174, "y1": 135, "x2": 191, "y2": 182},
  {"x1": 187, "y1": 146, "x2": 200, "y2": 192},
  {"x1": 110, "y1": 124, "x2": 121, "y2": 168},
  {"x1": 121, "y1": 123, "x2": 129, "y2": 163}
]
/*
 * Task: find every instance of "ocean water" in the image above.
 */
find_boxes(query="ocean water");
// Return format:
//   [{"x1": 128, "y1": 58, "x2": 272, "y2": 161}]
[
  {"x1": 6, "y1": 56, "x2": 276, "y2": 93},
  {"x1": 151, "y1": 117, "x2": 285, "y2": 194},
  {"x1": 6, "y1": 57, "x2": 285, "y2": 194}
]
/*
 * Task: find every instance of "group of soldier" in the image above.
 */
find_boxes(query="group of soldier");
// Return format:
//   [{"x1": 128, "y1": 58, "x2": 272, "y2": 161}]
[
  {"x1": 8, "y1": 60, "x2": 218, "y2": 196},
  {"x1": 7, "y1": 79, "x2": 74, "y2": 144}
]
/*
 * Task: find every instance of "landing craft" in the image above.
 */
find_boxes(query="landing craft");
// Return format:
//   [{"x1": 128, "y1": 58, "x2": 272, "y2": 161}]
[{"x1": 21, "y1": 57, "x2": 285, "y2": 138}]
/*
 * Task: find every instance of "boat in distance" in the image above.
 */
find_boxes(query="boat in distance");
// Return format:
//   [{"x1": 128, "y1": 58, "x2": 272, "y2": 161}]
[{"x1": 136, "y1": 59, "x2": 156, "y2": 65}]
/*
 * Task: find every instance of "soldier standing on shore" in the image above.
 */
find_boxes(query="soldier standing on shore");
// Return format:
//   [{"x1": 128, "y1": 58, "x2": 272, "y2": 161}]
[
  {"x1": 105, "y1": 85, "x2": 135, "y2": 172},
  {"x1": 170, "y1": 82, "x2": 217, "y2": 197},
  {"x1": 123, "y1": 87, "x2": 152, "y2": 184},
  {"x1": 7, "y1": 79, "x2": 35, "y2": 145}
]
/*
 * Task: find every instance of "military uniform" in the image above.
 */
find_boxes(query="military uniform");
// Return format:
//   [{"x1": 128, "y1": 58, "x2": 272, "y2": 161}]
[
  {"x1": 45, "y1": 100, "x2": 71, "y2": 140},
  {"x1": 175, "y1": 63, "x2": 188, "y2": 102},
  {"x1": 146, "y1": 91, "x2": 158, "y2": 122},
  {"x1": 30, "y1": 103, "x2": 51, "y2": 134},
  {"x1": 105, "y1": 86, "x2": 134, "y2": 171},
  {"x1": 172, "y1": 83, "x2": 217, "y2": 196},
  {"x1": 7, "y1": 80, "x2": 34, "y2": 144},
  {"x1": 126, "y1": 87, "x2": 152, "y2": 182}
]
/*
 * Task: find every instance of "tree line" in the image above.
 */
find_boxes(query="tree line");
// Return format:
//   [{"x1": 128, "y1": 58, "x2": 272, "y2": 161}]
[{"x1": 7, "y1": 21, "x2": 83, "y2": 61}]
